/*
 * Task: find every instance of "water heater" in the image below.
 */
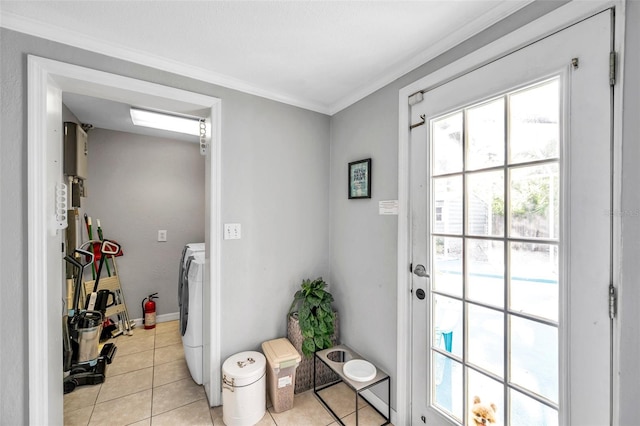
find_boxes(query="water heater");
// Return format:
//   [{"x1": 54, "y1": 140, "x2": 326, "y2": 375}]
[{"x1": 64, "y1": 122, "x2": 88, "y2": 179}]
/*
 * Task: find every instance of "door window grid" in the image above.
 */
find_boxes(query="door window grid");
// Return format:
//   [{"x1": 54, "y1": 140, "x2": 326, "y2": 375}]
[{"x1": 429, "y1": 78, "x2": 561, "y2": 425}]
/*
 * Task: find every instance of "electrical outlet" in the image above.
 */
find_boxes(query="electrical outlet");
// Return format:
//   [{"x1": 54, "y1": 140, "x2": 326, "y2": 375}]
[
  {"x1": 157, "y1": 230, "x2": 167, "y2": 242},
  {"x1": 224, "y1": 223, "x2": 241, "y2": 240}
]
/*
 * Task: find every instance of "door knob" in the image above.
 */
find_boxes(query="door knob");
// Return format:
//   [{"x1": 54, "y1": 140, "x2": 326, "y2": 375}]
[{"x1": 413, "y1": 264, "x2": 430, "y2": 278}]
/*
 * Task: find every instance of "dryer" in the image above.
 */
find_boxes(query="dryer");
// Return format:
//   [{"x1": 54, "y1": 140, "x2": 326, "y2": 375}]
[
  {"x1": 179, "y1": 244, "x2": 205, "y2": 384},
  {"x1": 179, "y1": 243, "x2": 204, "y2": 307}
]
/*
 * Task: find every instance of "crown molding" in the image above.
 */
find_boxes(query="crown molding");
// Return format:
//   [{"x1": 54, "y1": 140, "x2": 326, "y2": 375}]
[
  {"x1": 0, "y1": 10, "x2": 331, "y2": 114},
  {"x1": 329, "y1": 0, "x2": 534, "y2": 115},
  {"x1": 2, "y1": 2, "x2": 532, "y2": 117}
]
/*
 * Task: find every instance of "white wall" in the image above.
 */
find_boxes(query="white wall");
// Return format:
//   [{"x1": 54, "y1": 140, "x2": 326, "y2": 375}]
[{"x1": 81, "y1": 128, "x2": 205, "y2": 318}]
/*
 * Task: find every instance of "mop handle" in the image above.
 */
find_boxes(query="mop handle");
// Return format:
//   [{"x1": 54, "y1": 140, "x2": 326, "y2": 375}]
[
  {"x1": 64, "y1": 248, "x2": 94, "y2": 314},
  {"x1": 84, "y1": 214, "x2": 97, "y2": 279},
  {"x1": 96, "y1": 219, "x2": 112, "y2": 277}
]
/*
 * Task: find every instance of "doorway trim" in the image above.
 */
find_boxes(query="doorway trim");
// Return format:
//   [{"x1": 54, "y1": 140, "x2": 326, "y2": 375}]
[
  {"x1": 395, "y1": 1, "x2": 623, "y2": 424},
  {"x1": 27, "y1": 56, "x2": 222, "y2": 424}
]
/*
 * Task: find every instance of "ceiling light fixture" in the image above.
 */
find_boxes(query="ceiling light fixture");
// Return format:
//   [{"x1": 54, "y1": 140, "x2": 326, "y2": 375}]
[{"x1": 130, "y1": 107, "x2": 202, "y2": 136}]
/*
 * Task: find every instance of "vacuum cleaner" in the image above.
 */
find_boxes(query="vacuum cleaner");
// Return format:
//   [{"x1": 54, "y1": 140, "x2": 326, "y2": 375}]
[{"x1": 63, "y1": 248, "x2": 117, "y2": 394}]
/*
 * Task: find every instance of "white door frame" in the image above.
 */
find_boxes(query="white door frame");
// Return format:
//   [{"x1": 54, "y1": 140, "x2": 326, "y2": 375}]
[
  {"x1": 27, "y1": 56, "x2": 222, "y2": 425},
  {"x1": 395, "y1": 1, "x2": 624, "y2": 424}
]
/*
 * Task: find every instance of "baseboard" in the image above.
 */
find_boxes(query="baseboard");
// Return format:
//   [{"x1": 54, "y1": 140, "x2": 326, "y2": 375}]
[
  {"x1": 132, "y1": 311, "x2": 179, "y2": 328},
  {"x1": 360, "y1": 388, "x2": 397, "y2": 425}
]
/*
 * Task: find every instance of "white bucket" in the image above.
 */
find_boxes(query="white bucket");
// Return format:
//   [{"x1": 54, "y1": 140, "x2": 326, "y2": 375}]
[{"x1": 222, "y1": 351, "x2": 266, "y2": 426}]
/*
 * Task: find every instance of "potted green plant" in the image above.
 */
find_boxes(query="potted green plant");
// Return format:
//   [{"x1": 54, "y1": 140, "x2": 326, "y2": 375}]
[{"x1": 288, "y1": 277, "x2": 335, "y2": 357}]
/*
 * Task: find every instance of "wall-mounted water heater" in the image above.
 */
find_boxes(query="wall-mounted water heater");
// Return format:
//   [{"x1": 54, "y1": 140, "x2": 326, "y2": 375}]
[
  {"x1": 64, "y1": 122, "x2": 88, "y2": 179},
  {"x1": 64, "y1": 122, "x2": 88, "y2": 208}
]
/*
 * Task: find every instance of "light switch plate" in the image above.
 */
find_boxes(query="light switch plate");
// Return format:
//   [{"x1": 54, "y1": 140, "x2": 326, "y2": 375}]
[{"x1": 224, "y1": 223, "x2": 241, "y2": 240}]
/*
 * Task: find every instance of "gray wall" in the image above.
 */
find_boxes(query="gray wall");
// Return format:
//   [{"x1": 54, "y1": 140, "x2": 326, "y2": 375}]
[
  {"x1": 328, "y1": 0, "x2": 568, "y2": 410},
  {"x1": 219, "y1": 92, "x2": 331, "y2": 354},
  {"x1": 81, "y1": 128, "x2": 205, "y2": 318},
  {"x1": 329, "y1": 90, "x2": 399, "y2": 405},
  {"x1": 0, "y1": 28, "x2": 330, "y2": 424}
]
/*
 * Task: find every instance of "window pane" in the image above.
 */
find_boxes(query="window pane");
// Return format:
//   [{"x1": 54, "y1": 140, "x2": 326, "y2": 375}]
[
  {"x1": 467, "y1": 239, "x2": 504, "y2": 307},
  {"x1": 509, "y1": 79, "x2": 560, "y2": 164},
  {"x1": 468, "y1": 304, "x2": 504, "y2": 377},
  {"x1": 509, "y1": 164, "x2": 559, "y2": 239},
  {"x1": 432, "y1": 237, "x2": 463, "y2": 297},
  {"x1": 468, "y1": 369, "x2": 504, "y2": 426},
  {"x1": 467, "y1": 98, "x2": 505, "y2": 170},
  {"x1": 433, "y1": 175, "x2": 463, "y2": 235},
  {"x1": 510, "y1": 316, "x2": 558, "y2": 403},
  {"x1": 432, "y1": 112, "x2": 463, "y2": 175},
  {"x1": 510, "y1": 389, "x2": 559, "y2": 426},
  {"x1": 510, "y1": 242, "x2": 559, "y2": 322},
  {"x1": 432, "y1": 294, "x2": 462, "y2": 359},
  {"x1": 467, "y1": 170, "x2": 504, "y2": 237},
  {"x1": 433, "y1": 353, "x2": 463, "y2": 421},
  {"x1": 429, "y1": 78, "x2": 563, "y2": 424}
]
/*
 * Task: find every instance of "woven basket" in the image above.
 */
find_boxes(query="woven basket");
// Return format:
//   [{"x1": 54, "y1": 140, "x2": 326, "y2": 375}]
[{"x1": 287, "y1": 311, "x2": 340, "y2": 393}]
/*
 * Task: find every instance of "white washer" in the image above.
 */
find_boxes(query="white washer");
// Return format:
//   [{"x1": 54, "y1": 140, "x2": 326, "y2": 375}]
[
  {"x1": 179, "y1": 242, "x2": 204, "y2": 306},
  {"x1": 180, "y1": 250, "x2": 205, "y2": 384}
]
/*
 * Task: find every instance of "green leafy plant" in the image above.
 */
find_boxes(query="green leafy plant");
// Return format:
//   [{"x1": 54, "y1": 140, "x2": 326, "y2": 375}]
[{"x1": 288, "y1": 277, "x2": 335, "y2": 357}]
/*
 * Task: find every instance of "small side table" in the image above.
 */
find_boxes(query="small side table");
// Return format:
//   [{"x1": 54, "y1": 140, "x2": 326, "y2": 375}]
[{"x1": 314, "y1": 345, "x2": 391, "y2": 426}]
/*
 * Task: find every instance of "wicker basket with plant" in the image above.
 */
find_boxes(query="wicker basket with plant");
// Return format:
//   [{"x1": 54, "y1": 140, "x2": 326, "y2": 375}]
[{"x1": 287, "y1": 277, "x2": 339, "y2": 392}]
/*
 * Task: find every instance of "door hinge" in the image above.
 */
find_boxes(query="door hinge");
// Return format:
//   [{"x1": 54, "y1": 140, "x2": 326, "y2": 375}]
[
  {"x1": 609, "y1": 51, "x2": 617, "y2": 86},
  {"x1": 609, "y1": 284, "x2": 617, "y2": 319},
  {"x1": 571, "y1": 57, "x2": 579, "y2": 69}
]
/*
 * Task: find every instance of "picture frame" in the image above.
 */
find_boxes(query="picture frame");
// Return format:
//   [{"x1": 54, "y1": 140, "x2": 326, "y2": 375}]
[{"x1": 348, "y1": 158, "x2": 371, "y2": 199}]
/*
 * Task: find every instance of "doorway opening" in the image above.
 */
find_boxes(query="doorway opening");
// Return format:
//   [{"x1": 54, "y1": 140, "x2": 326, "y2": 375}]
[{"x1": 27, "y1": 56, "x2": 222, "y2": 425}]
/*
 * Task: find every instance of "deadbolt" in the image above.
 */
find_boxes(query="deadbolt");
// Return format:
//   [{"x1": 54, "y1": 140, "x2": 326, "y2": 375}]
[{"x1": 416, "y1": 289, "x2": 426, "y2": 300}]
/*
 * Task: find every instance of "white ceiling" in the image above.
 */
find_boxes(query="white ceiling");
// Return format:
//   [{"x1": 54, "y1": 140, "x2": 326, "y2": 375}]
[{"x1": 1, "y1": 1, "x2": 532, "y2": 117}]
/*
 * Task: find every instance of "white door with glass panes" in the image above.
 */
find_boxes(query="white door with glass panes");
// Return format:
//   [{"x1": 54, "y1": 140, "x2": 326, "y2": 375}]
[{"x1": 410, "y1": 10, "x2": 613, "y2": 426}]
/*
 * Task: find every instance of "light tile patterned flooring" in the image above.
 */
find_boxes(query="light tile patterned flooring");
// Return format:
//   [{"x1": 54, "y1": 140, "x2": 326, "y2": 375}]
[{"x1": 64, "y1": 320, "x2": 390, "y2": 426}]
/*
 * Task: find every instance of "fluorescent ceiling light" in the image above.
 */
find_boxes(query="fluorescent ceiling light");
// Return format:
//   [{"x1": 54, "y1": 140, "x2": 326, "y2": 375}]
[{"x1": 130, "y1": 107, "x2": 202, "y2": 136}]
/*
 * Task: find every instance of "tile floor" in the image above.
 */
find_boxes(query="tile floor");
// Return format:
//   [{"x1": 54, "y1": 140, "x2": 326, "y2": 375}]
[{"x1": 64, "y1": 320, "x2": 391, "y2": 426}]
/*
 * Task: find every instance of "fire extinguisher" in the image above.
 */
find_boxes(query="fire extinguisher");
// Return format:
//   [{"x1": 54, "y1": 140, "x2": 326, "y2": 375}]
[{"x1": 142, "y1": 293, "x2": 158, "y2": 330}]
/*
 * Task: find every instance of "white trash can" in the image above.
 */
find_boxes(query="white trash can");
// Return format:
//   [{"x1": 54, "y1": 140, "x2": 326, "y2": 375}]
[{"x1": 222, "y1": 351, "x2": 266, "y2": 426}]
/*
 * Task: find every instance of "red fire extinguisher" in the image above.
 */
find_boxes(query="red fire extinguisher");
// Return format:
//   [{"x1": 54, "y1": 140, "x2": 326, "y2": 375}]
[{"x1": 142, "y1": 293, "x2": 158, "y2": 330}]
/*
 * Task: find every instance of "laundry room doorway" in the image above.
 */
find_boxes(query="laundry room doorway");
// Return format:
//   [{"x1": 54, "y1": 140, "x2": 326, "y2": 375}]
[
  {"x1": 27, "y1": 56, "x2": 222, "y2": 425},
  {"x1": 65, "y1": 94, "x2": 207, "y2": 331}
]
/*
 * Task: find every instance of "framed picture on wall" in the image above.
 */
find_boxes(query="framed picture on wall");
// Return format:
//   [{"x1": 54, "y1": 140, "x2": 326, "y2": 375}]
[{"x1": 348, "y1": 158, "x2": 371, "y2": 199}]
